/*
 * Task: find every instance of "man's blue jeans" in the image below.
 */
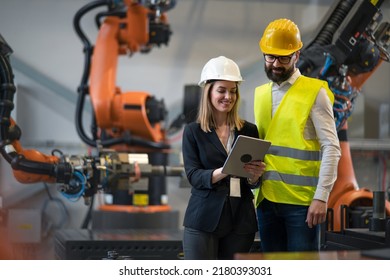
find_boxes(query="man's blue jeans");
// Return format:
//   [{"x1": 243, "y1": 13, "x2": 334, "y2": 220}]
[{"x1": 257, "y1": 198, "x2": 320, "y2": 252}]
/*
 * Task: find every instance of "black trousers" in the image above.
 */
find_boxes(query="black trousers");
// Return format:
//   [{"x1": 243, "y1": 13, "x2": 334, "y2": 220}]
[{"x1": 183, "y1": 198, "x2": 255, "y2": 260}]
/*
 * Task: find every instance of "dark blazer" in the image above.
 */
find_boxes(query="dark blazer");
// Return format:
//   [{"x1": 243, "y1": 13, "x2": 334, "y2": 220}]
[{"x1": 182, "y1": 121, "x2": 259, "y2": 233}]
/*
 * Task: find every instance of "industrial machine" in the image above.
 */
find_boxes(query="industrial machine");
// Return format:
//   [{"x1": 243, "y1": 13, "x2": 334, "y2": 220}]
[
  {"x1": 1, "y1": 0, "x2": 390, "y2": 259},
  {"x1": 0, "y1": 0, "x2": 187, "y2": 260},
  {"x1": 72, "y1": 0, "x2": 185, "y2": 230},
  {"x1": 296, "y1": 0, "x2": 390, "y2": 239},
  {"x1": 0, "y1": 0, "x2": 186, "y2": 259},
  {"x1": 1, "y1": 0, "x2": 183, "y2": 211}
]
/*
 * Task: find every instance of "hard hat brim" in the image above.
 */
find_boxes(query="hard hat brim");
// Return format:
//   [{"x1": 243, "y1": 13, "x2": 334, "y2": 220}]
[{"x1": 260, "y1": 40, "x2": 302, "y2": 56}]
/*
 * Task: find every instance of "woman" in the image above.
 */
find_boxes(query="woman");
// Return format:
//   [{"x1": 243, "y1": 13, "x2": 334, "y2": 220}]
[{"x1": 182, "y1": 56, "x2": 266, "y2": 260}]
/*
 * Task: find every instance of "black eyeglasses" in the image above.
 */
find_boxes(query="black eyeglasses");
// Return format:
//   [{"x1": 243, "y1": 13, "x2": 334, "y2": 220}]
[{"x1": 264, "y1": 54, "x2": 294, "y2": 64}]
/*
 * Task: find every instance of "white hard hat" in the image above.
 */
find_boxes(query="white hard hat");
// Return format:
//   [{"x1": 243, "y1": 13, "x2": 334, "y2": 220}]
[{"x1": 198, "y1": 56, "x2": 244, "y2": 87}]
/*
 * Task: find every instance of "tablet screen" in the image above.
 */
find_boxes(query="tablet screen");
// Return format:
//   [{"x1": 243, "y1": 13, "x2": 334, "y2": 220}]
[{"x1": 222, "y1": 135, "x2": 271, "y2": 178}]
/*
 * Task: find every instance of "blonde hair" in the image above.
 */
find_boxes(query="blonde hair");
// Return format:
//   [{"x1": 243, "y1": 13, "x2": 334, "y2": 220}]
[{"x1": 197, "y1": 81, "x2": 245, "y2": 132}]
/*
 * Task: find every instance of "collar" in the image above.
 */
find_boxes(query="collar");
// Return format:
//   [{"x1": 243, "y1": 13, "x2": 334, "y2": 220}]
[{"x1": 274, "y1": 68, "x2": 301, "y2": 88}]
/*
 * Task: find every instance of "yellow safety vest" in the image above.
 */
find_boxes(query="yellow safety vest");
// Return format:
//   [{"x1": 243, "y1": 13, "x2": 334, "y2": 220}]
[{"x1": 254, "y1": 75, "x2": 334, "y2": 207}]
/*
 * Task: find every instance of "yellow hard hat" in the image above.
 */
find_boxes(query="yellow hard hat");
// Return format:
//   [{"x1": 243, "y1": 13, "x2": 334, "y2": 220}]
[{"x1": 259, "y1": 18, "x2": 303, "y2": 56}]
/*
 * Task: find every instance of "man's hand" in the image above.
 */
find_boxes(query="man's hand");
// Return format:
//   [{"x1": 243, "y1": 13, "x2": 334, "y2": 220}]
[{"x1": 306, "y1": 199, "x2": 327, "y2": 228}]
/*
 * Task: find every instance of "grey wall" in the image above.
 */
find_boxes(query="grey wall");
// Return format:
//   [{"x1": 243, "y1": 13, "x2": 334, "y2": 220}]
[{"x1": 1, "y1": 0, "x2": 390, "y2": 258}]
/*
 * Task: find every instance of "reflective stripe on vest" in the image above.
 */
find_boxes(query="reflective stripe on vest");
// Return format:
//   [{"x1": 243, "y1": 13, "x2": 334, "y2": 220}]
[
  {"x1": 263, "y1": 171, "x2": 319, "y2": 187},
  {"x1": 268, "y1": 145, "x2": 322, "y2": 161}
]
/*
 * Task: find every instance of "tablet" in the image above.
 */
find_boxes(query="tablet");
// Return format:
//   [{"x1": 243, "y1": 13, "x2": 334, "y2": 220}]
[{"x1": 222, "y1": 135, "x2": 271, "y2": 178}]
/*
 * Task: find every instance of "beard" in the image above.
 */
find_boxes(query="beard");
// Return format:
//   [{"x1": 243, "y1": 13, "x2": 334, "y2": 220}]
[{"x1": 265, "y1": 64, "x2": 295, "y2": 84}]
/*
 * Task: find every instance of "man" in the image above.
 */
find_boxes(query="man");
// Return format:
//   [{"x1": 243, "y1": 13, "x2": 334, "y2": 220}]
[{"x1": 253, "y1": 18, "x2": 341, "y2": 252}]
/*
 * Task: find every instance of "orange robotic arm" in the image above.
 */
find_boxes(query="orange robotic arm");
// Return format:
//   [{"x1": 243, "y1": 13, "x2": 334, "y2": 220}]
[
  {"x1": 1, "y1": 3, "x2": 180, "y2": 207},
  {"x1": 90, "y1": 6, "x2": 164, "y2": 142},
  {"x1": 10, "y1": 121, "x2": 59, "y2": 184},
  {"x1": 327, "y1": 62, "x2": 390, "y2": 231},
  {"x1": 297, "y1": 0, "x2": 390, "y2": 231},
  {"x1": 2, "y1": 120, "x2": 69, "y2": 185},
  {"x1": 74, "y1": 0, "x2": 175, "y2": 150}
]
